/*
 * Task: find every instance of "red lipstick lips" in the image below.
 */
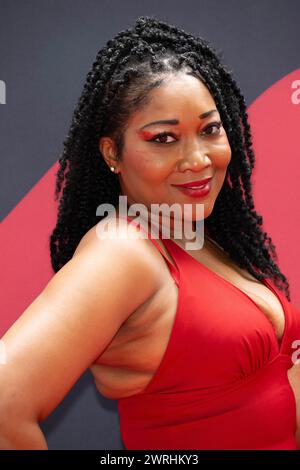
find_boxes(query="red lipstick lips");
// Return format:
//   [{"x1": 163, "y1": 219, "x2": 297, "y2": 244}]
[
  {"x1": 172, "y1": 177, "x2": 213, "y2": 188},
  {"x1": 172, "y1": 177, "x2": 213, "y2": 198}
]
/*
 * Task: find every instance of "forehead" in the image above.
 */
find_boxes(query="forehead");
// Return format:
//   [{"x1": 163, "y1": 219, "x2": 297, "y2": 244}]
[{"x1": 130, "y1": 72, "x2": 217, "y2": 123}]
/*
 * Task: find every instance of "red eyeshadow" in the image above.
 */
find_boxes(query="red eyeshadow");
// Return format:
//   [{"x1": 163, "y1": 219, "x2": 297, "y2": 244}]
[{"x1": 137, "y1": 130, "x2": 154, "y2": 139}]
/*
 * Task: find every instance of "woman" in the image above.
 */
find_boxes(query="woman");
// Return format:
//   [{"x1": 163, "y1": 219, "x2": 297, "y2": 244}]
[{"x1": 0, "y1": 15, "x2": 299, "y2": 450}]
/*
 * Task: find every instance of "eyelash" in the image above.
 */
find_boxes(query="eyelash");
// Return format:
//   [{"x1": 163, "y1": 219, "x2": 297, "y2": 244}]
[{"x1": 149, "y1": 121, "x2": 223, "y2": 144}]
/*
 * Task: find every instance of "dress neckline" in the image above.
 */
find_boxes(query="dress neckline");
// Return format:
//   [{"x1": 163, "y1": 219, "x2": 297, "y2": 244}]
[
  {"x1": 162, "y1": 236, "x2": 288, "y2": 355},
  {"x1": 119, "y1": 213, "x2": 288, "y2": 355}
]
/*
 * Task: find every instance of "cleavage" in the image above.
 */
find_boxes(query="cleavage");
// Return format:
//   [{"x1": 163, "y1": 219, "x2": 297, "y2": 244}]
[{"x1": 159, "y1": 235, "x2": 286, "y2": 343}]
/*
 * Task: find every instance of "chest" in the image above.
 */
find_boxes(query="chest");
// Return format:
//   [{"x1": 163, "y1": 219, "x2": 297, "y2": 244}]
[
  {"x1": 161, "y1": 237, "x2": 286, "y2": 342},
  {"x1": 90, "y1": 236, "x2": 286, "y2": 398}
]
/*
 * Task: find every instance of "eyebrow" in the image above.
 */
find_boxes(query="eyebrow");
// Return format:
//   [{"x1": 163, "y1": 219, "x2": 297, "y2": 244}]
[{"x1": 139, "y1": 109, "x2": 218, "y2": 130}]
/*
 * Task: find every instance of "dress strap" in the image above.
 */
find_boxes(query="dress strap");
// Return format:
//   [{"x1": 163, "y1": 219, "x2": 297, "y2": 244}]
[{"x1": 117, "y1": 214, "x2": 180, "y2": 286}]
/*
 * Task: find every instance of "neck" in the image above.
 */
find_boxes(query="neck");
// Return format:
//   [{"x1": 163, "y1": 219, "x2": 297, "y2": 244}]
[{"x1": 116, "y1": 204, "x2": 212, "y2": 245}]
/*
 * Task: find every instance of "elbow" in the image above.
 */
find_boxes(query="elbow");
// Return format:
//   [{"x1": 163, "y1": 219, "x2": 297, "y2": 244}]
[
  {"x1": 0, "y1": 421, "x2": 48, "y2": 450},
  {"x1": 0, "y1": 406, "x2": 48, "y2": 450}
]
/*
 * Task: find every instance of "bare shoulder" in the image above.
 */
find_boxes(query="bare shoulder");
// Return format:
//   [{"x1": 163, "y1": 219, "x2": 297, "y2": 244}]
[
  {"x1": 0, "y1": 215, "x2": 161, "y2": 425},
  {"x1": 74, "y1": 215, "x2": 163, "y2": 275},
  {"x1": 74, "y1": 214, "x2": 167, "y2": 282}
]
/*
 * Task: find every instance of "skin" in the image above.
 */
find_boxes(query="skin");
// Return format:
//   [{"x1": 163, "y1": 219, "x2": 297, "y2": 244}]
[
  {"x1": 0, "y1": 71, "x2": 298, "y2": 449},
  {"x1": 100, "y1": 71, "x2": 232, "y2": 241},
  {"x1": 100, "y1": 71, "x2": 299, "y2": 446},
  {"x1": 0, "y1": 221, "x2": 160, "y2": 448}
]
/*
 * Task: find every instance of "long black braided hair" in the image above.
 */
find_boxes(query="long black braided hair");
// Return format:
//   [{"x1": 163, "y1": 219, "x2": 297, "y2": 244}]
[{"x1": 49, "y1": 15, "x2": 291, "y2": 301}]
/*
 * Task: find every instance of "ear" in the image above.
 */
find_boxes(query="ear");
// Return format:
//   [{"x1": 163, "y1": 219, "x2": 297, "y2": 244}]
[{"x1": 98, "y1": 136, "x2": 118, "y2": 170}]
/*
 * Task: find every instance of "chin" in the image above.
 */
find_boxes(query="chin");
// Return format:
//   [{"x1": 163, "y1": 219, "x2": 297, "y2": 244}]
[{"x1": 186, "y1": 199, "x2": 215, "y2": 221}]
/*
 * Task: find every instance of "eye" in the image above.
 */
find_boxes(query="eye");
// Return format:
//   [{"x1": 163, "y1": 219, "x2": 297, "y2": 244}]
[
  {"x1": 149, "y1": 131, "x2": 177, "y2": 145},
  {"x1": 148, "y1": 120, "x2": 223, "y2": 145},
  {"x1": 201, "y1": 120, "x2": 223, "y2": 136}
]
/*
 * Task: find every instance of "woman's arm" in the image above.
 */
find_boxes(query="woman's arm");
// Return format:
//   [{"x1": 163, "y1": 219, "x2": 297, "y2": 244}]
[
  {"x1": 0, "y1": 420, "x2": 48, "y2": 450},
  {"x1": 0, "y1": 220, "x2": 159, "y2": 449}
]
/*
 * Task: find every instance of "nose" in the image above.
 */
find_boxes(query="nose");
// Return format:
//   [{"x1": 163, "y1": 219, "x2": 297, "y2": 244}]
[{"x1": 178, "y1": 151, "x2": 212, "y2": 172}]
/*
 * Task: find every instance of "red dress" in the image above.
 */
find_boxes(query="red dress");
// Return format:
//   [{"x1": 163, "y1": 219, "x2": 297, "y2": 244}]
[{"x1": 100, "y1": 215, "x2": 300, "y2": 449}]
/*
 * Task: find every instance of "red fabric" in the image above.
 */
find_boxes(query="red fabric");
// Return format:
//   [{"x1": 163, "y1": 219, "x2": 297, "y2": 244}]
[{"x1": 105, "y1": 215, "x2": 300, "y2": 449}]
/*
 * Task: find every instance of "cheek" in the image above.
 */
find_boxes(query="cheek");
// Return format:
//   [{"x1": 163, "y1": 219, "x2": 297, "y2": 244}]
[
  {"x1": 213, "y1": 140, "x2": 232, "y2": 169},
  {"x1": 212, "y1": 142, "x2": 232, "y2": 188},
  {"x1": 223, "y1": 146, "x2": 232, "y2": 167},
  {"x1": 223, "y1": 133, "x2": 232, "y2": 163},
  {"x1": 125, "y1": 148, "x2": 170, "y2": 179}
]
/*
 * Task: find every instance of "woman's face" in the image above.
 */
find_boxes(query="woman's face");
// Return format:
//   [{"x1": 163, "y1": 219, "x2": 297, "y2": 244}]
[{"x1": 103, "y1": 72, "x2": 232, "y2": 226}]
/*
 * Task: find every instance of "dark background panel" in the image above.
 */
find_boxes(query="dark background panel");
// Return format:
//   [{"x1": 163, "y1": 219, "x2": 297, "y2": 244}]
[{"x1": 1, "y1": 0, "x2": 299, "y2": 219}]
